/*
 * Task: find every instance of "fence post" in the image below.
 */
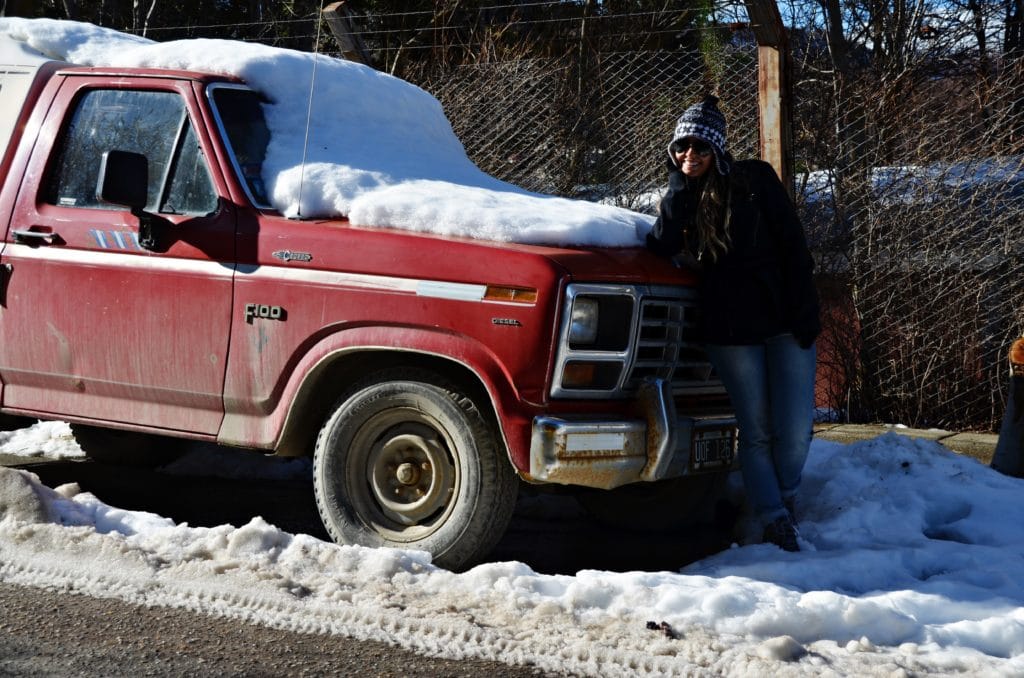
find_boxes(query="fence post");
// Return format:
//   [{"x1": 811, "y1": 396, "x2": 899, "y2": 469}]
[
  {"x1": 741, "y1": 0, "x2": 792, "y2": 193},
  {"x1": 322, "y1": 1, "x2": 374, "y2": 68}
]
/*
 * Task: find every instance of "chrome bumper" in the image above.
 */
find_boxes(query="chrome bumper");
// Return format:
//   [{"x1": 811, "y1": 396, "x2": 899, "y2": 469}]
[{"x1": 528, "y1": 378, "x2": 736, "y2": 490}]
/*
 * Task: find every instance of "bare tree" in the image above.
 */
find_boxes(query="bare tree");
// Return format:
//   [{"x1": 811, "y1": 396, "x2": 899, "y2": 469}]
[{"x1": 132, "y1": 0, "x2": 157, "y2": 36}]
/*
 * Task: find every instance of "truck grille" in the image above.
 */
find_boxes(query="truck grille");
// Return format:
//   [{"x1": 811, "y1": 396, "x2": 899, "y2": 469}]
[
  {"x1": 624, "y1": 291, "x2": 723, "y2": 395},
  {"x1": 550, "y1": 283, "x2": 726, "y2": 399}
]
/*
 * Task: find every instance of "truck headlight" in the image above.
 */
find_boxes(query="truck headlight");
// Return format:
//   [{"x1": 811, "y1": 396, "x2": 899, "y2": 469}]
[
  {"x1": 569, "y1": 297, "x2": 599, "y2": 346},
  {"x1": 553, "y1": 285, "x2": 638, "y2": 397},
  {"x1": 567, "y1": 294, "x2": 634, "y2": 351}
]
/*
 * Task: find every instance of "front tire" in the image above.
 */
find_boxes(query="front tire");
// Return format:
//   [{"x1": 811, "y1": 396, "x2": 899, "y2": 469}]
[{"x1": 313, "y1": 368, "x2": 518, "y2": 570}]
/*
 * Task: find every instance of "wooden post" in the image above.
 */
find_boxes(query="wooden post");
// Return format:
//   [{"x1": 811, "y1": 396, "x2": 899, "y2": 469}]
[
  {"x1": 322, "y1": 1, "x2": 374, "y2": 68},
  {"x1": 742, "y1": 0, "x2": 792, "y2": 192}
]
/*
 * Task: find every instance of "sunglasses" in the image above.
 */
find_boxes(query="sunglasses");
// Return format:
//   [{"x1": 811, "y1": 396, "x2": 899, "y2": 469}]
[{"x1": 671, "y1": 139, "x2": 713, "y2": 158}]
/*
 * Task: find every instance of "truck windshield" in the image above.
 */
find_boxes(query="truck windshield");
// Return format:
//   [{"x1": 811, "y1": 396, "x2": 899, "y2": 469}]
[{"x1": 209, "y1": 85, "x2": 271, "y2": 208}]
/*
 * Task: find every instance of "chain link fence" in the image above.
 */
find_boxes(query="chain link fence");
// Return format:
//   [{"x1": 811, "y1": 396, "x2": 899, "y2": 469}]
[
  {"x1": 792, "y1": 40, "x2": 1024, "y2": 431},
  {"x1": 393, "y1": 12, "x2": 1024, "y2": 433},
  {"x1": 90, "y1": 3, "x2": 1024, "y2": 431},
  {"x1": 403, "y1": 43, "x2": 759, "y2": 209}
]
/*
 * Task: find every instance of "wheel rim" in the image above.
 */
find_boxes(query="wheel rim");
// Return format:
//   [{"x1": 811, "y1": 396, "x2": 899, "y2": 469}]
[
  {"x1": 370, "y1": 423, "x2": 455, "y2": 524},
  {"x1": 347, "y1": 408, "x2": 460, "y2": 539}
]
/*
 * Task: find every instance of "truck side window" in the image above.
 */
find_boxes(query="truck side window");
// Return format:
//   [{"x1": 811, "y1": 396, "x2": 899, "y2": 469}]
[
  {"x1": 161, "y1": 118, "x2": 218, "y2": 216},
  {"x1": 45, "y1": 88, "x2": 216, "y2": 216}
]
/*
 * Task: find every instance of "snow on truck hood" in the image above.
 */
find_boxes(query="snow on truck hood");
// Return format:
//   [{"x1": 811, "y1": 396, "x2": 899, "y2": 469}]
[{"x1": 0, "y1": 18, "x2": 655, "y2": 248}]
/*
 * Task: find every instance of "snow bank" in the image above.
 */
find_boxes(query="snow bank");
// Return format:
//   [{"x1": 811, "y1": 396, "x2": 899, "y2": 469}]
[{"x1": 2, "y1": 430, "x2": 1024, "y2": 675}]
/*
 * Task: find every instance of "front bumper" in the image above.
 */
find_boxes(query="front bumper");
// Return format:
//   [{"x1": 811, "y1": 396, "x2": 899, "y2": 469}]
[{"x1": 528, "y1": 378, "x2": 737, "y2": 489}]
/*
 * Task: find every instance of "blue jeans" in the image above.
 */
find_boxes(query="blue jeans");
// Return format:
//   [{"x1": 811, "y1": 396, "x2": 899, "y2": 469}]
[{"x1": 705, "y1": 334, "x2": 816, "y2": 525}]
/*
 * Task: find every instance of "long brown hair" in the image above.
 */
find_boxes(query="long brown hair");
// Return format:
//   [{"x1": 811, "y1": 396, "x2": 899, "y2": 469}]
[{"x1": 695, "y1": 169, "x2": 731, "y2": 262}]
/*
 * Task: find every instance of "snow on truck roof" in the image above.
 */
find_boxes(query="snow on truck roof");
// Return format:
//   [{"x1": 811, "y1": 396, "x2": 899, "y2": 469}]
[
  {"x1": 0, "y1": 18, "x2": 653, "y2": 247},
  {"x1": 0, "y1": 32, "x2": 54, "y2": 66}
]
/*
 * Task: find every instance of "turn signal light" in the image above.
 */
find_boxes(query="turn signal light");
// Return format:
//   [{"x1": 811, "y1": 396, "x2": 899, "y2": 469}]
[
  {"x1": 562, "y1": 362, "x2": 596, "y2": 388},
  {"x1": 484, "y1": 286, "x2": 537, "y2": 304},
  {"x1": 560, "y1": 361, "x2": 622, "y2": 389}
]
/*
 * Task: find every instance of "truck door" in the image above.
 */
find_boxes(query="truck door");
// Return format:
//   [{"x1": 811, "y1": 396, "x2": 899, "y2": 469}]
[{"x1": 0, "y1": 77, "x2": 234, "y2": 434}]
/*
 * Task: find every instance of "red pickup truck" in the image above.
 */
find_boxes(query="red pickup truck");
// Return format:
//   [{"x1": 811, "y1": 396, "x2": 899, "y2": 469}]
[{"x1": 0, "y1": 35, "x2": 735, "y2": 569}]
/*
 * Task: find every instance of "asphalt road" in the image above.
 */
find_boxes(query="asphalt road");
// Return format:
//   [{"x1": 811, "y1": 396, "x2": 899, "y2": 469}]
[{"x1": 0, "y1": 581, "x2": 559, "y2": 677}]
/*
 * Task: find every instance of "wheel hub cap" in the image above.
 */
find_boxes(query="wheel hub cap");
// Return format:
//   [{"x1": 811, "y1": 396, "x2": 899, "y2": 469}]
[{"x1": 369, "y1": 424, "x2": 455, "y2": 525}]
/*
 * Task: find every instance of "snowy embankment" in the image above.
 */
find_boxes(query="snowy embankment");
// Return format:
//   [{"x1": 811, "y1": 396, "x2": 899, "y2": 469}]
[{"x1": 2, "y1": 422, "x2": 1024, "y2": 676}]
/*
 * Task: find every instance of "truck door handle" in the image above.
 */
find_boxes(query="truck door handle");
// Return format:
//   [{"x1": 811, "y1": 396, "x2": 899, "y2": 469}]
[{"x1": 12, "y1": 228, "x2": 61, "y2": 245}]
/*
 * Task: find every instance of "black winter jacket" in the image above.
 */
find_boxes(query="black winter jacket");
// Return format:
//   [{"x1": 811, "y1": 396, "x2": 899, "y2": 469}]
[{"x1": 646, "y1": 158, "x2": 821, "y2": 346}]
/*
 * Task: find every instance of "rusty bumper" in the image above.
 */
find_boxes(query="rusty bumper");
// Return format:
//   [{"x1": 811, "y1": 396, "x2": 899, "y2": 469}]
[{"x1": 528, "y1": 378, "x2": 737, "y2": 490}]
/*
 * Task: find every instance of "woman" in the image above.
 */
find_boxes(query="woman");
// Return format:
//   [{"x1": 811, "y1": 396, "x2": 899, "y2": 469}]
[{"x1": 646, "y1": 95, "x2": 820, "y2": 552}]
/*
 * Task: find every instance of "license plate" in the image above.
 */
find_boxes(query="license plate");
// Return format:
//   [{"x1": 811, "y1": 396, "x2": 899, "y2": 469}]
[{"x1": 690, "y1": 428, "x2": 737, "y2": 472}]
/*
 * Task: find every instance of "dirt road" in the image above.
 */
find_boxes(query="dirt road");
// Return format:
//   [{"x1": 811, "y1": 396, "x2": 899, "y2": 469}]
[{"x1": 0, "y1": 581, "x2": 557, "y2": 677}]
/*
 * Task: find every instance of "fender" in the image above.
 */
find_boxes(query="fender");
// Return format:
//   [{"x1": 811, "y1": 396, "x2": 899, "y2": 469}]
[{"x1": 217, "y1": 324, "x2": 536, "y2": 473}]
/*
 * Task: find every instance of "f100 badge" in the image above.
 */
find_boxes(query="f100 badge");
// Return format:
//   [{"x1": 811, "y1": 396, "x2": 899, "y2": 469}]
[{"x1": 245, "y1": 303, "x2": 287, "y2": 323}]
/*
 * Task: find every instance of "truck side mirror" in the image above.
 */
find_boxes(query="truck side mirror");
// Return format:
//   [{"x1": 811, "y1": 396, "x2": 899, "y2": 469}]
[
  {"x1": 97, "y1": 150, "x2": 148, "y2": 210},
  {"x1": 96, "y1": 150, "x2": 171, "y2": 252}
]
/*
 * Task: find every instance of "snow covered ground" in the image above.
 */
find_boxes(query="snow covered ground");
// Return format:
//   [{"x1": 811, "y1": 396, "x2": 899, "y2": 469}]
[{"x1": 2, "y1": 421, "x2": 1023, "y2": 676}]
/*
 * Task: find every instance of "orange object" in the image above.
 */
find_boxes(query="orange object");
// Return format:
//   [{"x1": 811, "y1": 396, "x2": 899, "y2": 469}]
[{"x1": 1010, "y1": 338, "x2": 1024, "y2": 374}]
